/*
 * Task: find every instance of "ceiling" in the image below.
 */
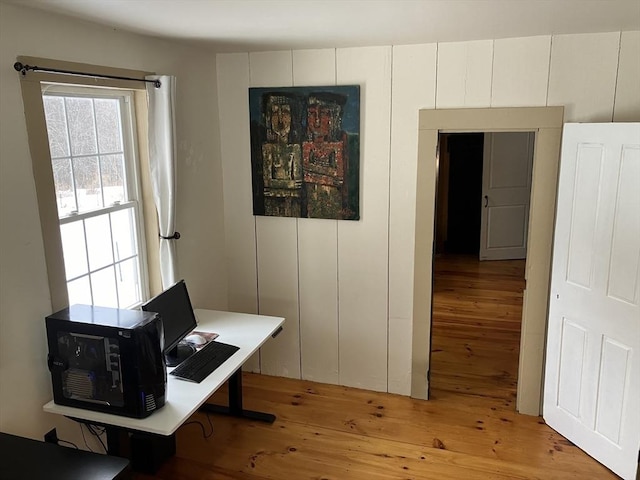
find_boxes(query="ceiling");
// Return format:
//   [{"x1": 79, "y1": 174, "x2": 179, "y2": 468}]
[{"x1": 6, "y1": 0, "x2": 640, "y2": 52}]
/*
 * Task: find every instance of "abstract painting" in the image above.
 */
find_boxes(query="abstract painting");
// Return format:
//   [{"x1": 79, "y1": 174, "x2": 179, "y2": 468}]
[{"x1": 249, "y1": 85, "x2": 360, "y2": 220}]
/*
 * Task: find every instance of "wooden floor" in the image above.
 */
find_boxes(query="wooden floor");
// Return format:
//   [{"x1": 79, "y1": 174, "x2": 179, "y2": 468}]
[
  {"x1": 134, "y1": 258, "x2": 616, "y2": 480},
  {"x1": 135, "y1": 373, "x2": 616, "y2": 479},
  {"x1": 430, "y1": 254, "x2": 525, "y2": 404}
]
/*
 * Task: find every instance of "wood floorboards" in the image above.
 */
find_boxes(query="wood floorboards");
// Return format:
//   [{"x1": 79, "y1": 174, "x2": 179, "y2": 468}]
[
  {"x1": 430, "y1": 254, "x2": 525, "y2": 403},
  {"x1": 135, "y1": 254, "x2": 615, "y2": 479},
  {"x1": 135, "y1": 373, "x2": 616, "y2": 479}
]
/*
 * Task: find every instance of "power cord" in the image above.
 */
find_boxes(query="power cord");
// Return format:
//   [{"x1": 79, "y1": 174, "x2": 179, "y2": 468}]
[
  {"x1": 86, "y1": 424, "x2": 107, "y2": 453},
  {"x1": 44, "y1": 428, "x2": 79, "y2": 449},
  {"x1": 79, "y1": 423, "x2": 93, "y2": 452},
  {"x1": 182, "y1": 412, "x2": 214, "y2": 439},
  {"x1": 76, "y1": 421, "x2": 107, "y2": 453},
  {"x1": 72, "y1": 413, "x2": 212, "y2": 453}
]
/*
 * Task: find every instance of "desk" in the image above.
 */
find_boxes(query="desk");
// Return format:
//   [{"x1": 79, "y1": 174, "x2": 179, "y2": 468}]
[
  {"x1": 0, "y1": 432, "x2": 131, "y2": 480},
  {"x1": 43, "y1": 309, "x2": 284, "y2": 471}
]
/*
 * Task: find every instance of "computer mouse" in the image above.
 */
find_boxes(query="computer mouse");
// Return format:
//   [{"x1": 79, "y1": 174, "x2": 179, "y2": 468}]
[{"x1": 185, "y1": 334, "x2": 206, "y2": 346}]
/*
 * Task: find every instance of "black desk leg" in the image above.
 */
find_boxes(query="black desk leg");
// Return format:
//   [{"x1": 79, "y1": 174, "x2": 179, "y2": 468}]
[
  {"x1": 106, "y1": 425, "x2": 176, "y2": 474},
  {"x1": 104, "y1": 426, "x2": 121, "y2": 457},
  {"x1": 199, "y1": 369, "x2": 276, "y2": 423}
]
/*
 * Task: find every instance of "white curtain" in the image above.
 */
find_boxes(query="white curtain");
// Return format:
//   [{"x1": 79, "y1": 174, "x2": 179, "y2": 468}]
[{"x1": 146, "y1": 75, "x2": 178, "y2": 289}]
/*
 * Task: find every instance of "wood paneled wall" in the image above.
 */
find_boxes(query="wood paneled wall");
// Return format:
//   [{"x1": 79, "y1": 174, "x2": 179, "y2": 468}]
[
  {"x1": 388, "y1": 44, "x2": 437, "y2": 393},
  {"x1": 216, "y1": 31, "x2": 640, "y2": 396}
]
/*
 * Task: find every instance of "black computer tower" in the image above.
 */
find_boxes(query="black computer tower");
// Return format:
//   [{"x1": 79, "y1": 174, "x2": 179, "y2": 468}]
[{"x1": 46, "y1": 304, "x2": 167, "y2": 418}]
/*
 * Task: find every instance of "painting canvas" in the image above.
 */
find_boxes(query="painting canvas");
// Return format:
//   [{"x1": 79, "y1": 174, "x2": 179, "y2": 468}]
[{"x1": 249, "y1": 85, "x2": 360, "y2": 220}]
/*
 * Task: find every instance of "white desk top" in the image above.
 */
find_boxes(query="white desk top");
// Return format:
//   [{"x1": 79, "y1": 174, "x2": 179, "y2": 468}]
[{"x1": 43, "y1": 309, "x2": 284, "y2": 436}]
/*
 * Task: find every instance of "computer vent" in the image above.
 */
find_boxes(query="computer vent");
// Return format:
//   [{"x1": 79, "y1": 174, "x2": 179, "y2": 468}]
[
  {"x1": 145, "y1": 393, "x2": 157, "y2": 412},
  {"x1": 63, "y1": 369, "x2": 95, "y2": 400}
]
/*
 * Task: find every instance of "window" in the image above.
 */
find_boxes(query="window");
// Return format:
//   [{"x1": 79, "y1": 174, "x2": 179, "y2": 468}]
[{"x1": 41, "y1": 85, "x2": 148, "y2": 308}]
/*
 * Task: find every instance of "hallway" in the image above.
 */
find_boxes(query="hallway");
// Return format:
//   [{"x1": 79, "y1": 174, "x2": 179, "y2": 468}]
[{"x1": 430, "y1": 254, "x2": 526, "y2": 407}]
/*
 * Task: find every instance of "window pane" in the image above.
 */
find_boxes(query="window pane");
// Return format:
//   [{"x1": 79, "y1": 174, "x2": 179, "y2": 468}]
[
  {"x1": 91, "y1": 267, "x2": 117, "y2": 307},
  {"x1": 85, "y1": 214, "x2": 114, "y2": 271},
  {"x1": 52, "y1": 158, "x2": 76, "y2": 216},
  {"x1": 43, "y1": 96, "x2": 70, "y2": 157},
  {"x1": 68, "y1": 276, "x2": 92, "y2": 305},
  {"x1": 60, "y1": 221, "x2": 88, "y2": 279},
  {"x1": 101, "y1": 154, "x2": 125, "y2": 205},
  {"x1": 116, "y1": 258, "x2": 141, "y2": 308},
  {"x1": 95, "y1": 98, "x2": 122, "y2": 154},
  {"x1": 43, "y1": 88, "x2": 147, "y2": 309},
  {"x1": 74, "y1": 156, "x2": 102, "y2": 211},
  {"x1": 111, "y1": 208, "x2": 137, "y2": 261},
  {"x1": 65, "y1": 97, "x2": 97, "y2": 156}
]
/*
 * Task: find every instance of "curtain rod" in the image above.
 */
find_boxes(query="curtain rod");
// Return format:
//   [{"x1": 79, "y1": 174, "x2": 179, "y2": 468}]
[{"x1": 13, "y1": 62, "x2": 161, "y2": 88}]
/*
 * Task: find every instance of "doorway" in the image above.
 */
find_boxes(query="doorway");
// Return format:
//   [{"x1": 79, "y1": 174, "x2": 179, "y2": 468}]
[
  {"x1": 430, "y1": 132, "x2": 530, "y2": 406},
  {"x1": 411, "y1": 107, "x2": 564, "y2": 415},
  {"x1": 436, "y1": 133, "x2": 484, "y2": 255}
]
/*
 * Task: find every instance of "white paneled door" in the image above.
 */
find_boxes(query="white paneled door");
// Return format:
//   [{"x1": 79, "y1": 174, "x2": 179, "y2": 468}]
[
  {"x1": 479, "y1": 132, "x2": 534, "y2": 260},
  {"x1": 543, "y1": 123, "x2": 640, "y2": 480}
]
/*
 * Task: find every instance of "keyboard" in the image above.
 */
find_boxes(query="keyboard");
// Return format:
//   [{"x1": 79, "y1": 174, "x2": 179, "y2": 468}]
[{"x1": 170, "y1": 340, "x2": 240, "y2": 383}]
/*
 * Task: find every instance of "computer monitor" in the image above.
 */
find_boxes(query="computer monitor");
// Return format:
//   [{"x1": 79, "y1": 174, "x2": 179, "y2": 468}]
[{"x1": 141, "y1": 279, "x2": 198, "y2": 367}]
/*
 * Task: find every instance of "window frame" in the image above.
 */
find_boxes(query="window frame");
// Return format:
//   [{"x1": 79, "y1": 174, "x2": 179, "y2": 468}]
[
  {"x1": 17, "y1": 56, "x2": 162, "y2": 312},
  {"x1": 42, "y1": 84, "x2": 150, "y2": 308}
]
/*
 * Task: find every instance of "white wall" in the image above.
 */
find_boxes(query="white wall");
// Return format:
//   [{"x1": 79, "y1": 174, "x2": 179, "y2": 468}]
[
  {"x1": 0, "y1": 3, "x2": 225, "y2": 446},
  {"x1": 217, "y1": 31, "x2": 640, "y2": 395}
]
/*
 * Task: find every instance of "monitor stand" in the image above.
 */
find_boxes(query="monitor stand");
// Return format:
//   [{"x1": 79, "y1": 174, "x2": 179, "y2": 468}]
[{"x1": 165, "y1": 342, "x2": 196, "y2": 367}]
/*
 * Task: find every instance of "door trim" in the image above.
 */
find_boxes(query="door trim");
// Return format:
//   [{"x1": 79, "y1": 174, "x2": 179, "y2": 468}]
[{"x1": 412, "y1": 107, "x2": 564, "y2": 415}]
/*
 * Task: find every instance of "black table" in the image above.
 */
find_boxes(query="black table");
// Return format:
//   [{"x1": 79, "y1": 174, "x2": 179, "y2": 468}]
[{"x1": 0, "y1": 432, "x2": 131, "y2": 480}]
